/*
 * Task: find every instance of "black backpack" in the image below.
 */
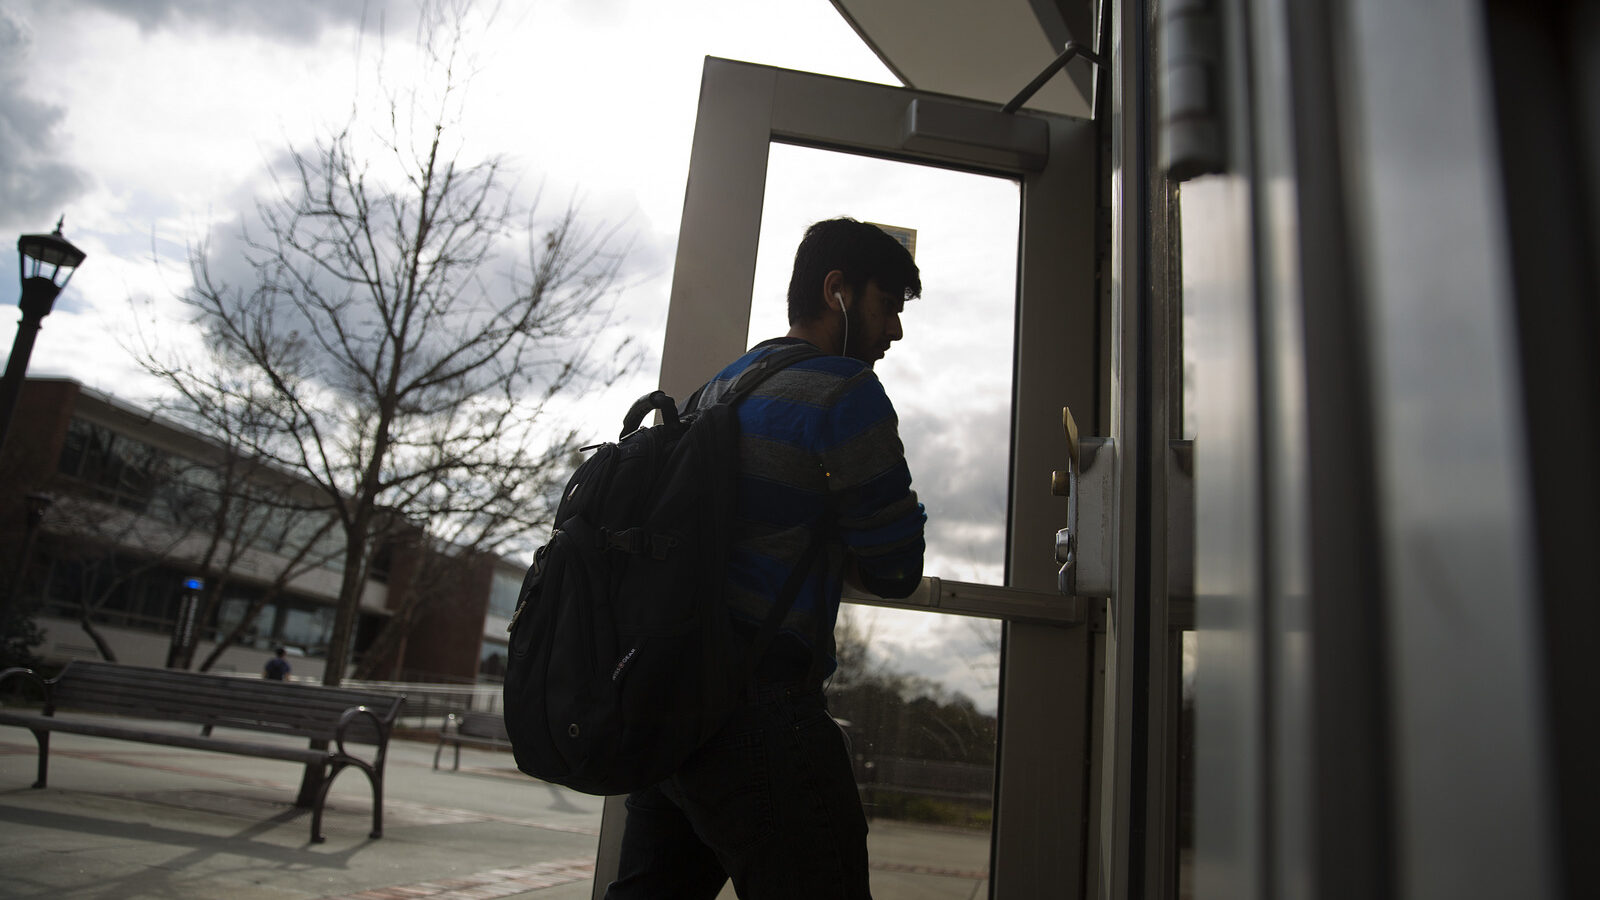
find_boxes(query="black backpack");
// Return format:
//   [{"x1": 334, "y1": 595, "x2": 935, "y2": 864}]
[{"x1": 502, "y1": 343, "x2": 821, "y2": 796}]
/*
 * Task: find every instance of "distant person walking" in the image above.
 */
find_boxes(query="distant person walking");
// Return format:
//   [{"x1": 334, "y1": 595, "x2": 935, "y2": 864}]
[{"x1": 263, "y1": 648, "x2": 291, "y2": 680}]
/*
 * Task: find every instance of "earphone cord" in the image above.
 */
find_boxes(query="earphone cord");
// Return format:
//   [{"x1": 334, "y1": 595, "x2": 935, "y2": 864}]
[{"x1": 841, "y1": 305, "x2": 849, "y2": 357}]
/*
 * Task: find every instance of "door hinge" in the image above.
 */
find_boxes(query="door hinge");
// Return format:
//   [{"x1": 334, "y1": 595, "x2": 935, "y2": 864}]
[{"x1": 1161, "y1": 0, "x2": 1227, "y2": 180}]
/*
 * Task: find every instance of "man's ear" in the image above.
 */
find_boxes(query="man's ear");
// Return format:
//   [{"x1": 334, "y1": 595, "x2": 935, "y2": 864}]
[{"x1": 822, "y1": 269, "x2": 847, "y2": 312}]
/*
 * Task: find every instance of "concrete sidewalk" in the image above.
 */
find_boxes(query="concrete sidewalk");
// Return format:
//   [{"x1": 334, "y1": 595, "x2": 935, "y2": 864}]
[{"x1": 0, "y1": 726, "x2": 988, "y2": 899}]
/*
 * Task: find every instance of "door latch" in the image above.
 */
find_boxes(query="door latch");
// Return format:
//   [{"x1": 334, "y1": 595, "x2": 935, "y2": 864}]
[
  {"x1": 1051, "y1": 409, "x2": 1194, "y2": 602},
  {"x1": 1052, "y1": 407, "x2": 1114, "y2": 597}
]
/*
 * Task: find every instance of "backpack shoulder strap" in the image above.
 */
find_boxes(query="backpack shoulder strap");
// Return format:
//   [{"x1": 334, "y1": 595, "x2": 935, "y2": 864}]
[
  {"x1": 718, "y1": 343, "x2": 821, "y2": 409},
  {"x1": 723, "y1": 343, "x2": 836, "y2": 685}
]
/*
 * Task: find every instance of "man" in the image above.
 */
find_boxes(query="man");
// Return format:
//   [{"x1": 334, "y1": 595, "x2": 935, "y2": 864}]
[
  {"x1": 606, "y1": 218, "x2": 926, "y2": 899},
  {"x1": 263, "y1": 648, "x2": 290, "y2": 681}
]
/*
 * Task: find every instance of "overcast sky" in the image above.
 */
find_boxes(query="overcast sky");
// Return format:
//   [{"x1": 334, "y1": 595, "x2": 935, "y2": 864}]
[{"x1": 0, "y1": 0, "x2": 1021, "y2": 712}]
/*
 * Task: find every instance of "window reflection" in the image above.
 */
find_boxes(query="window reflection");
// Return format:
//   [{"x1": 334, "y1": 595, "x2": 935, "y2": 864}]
[
  {"x1": 488, "y1": 567, "x2": 522, "y2": 620},
  {"x1": 277, "y1": 603, "x2": 336, "y2": 657},
  {"x1": 831, "y1": 607, "x2": 998, "y2": 827},
  {"x1": 216, "y1": 595, "x2": 266, "y2": 649},
  {"x1": 480, "y1": 639, "x2": 508, "y2": 681}
]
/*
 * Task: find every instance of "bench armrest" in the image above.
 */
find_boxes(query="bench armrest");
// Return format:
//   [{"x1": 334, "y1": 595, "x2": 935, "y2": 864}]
[
  {"x1": 0, "y1": 668, "x2": 51, "y2": 712},
  {"x1": 333, "y1": 705, "x2": 392, "y2": 768}
]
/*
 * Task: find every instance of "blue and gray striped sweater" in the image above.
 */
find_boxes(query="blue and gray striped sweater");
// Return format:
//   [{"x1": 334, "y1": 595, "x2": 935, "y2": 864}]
[{"x1": 693, "y1": 338, "x2": 926, "y2": 677}]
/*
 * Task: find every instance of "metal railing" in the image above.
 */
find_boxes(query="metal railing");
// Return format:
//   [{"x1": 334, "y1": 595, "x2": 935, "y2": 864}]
[
  {"x1": 217, "y1": 671, "x2": 501, "y2": 730},
  {"x1": 338, "y1": 677, "x2": 502, "y2": 730}
]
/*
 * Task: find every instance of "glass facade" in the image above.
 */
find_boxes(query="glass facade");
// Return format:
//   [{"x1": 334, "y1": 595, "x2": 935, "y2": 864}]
[
  {"x1": 34, "y1": 411, "x2": 514, "y2": 680},
  {"x1": 41, "y1": 554, "x2": 186, "y2": 632},
  {"x1": 43, "y1": 417, "x2": 364, "y2": 661},
  {"x1": 37, "y1": 548, "x2": 362, "y2": 658},
  {"x1": 56, "y1": 416, "x2": 346, "y2": 571},
  {"x1": 58, "y1": 417, "x2": 172, "y2": 515},
  {"x1": 276, "y1": 602, "x2": 338, "y2": 657},
  {"x1": 215, "y1": 593, "x2": 268, "y2": 649}
]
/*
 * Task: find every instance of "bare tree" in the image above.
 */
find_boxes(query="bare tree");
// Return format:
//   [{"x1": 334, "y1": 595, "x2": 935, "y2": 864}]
[{"x1": 140, "y1": 1, "x2": 629, "y2": 686}]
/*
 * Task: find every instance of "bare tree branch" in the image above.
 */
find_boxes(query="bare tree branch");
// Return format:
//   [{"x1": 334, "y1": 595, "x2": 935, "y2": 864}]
[{"x1": 133, "y1": 0, "x2": 631, "y2": 686}]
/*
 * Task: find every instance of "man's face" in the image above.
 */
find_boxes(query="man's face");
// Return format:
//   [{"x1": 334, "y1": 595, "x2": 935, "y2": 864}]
[{"x1": 845, "y1": 279, "x2": 906, "y2": 366}]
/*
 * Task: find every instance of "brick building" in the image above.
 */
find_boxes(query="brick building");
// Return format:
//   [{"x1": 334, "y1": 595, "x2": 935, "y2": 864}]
[{"x1": 0, "y1": 377, "x2": 518, "y2": 683}]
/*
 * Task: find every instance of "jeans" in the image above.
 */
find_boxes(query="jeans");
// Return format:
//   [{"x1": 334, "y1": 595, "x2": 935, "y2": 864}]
[{"x1": 603, "y1": 686, "x2": 872, "y2": 899}]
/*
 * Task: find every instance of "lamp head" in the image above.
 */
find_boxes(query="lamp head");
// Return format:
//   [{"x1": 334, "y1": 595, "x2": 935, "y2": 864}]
[{"x1": 17, "y1": 218, "x2": 87, "y2": 320}]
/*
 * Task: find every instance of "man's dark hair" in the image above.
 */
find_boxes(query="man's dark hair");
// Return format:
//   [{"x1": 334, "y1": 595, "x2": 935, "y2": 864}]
[{"x1": 786, "y1": 218, "x2": 921, "y2": 325}]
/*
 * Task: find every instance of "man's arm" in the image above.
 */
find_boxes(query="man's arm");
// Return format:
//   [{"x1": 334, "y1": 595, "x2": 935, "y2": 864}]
[{"x1": 823, "y1": 371, "x2": 926, "y2": 599}]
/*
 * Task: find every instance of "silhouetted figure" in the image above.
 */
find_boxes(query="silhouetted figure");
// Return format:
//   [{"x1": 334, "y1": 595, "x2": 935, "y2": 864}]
[
  {"x1": 264, "y1": 648, "x2": 291, "y2": 680},
  {"x1": 605, "y1": 218, "x2": 926, "y2": 900}
]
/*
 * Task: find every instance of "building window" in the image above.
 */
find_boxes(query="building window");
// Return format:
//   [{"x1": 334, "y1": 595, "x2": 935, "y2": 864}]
[
  {"x1": 480, "y1": 639, "x2": 508, "y2": 682},
  {"x1": 42, "y1": 553, "x2": 184, "y2": 631},
  {"x1": 55, "y1": 416, "x2": 347, "y2": 575},
  {"x1": 58, "y1": 417, "x2": 167, "y2": 514},
  {"x1": 215, "y1": 594, "x2": 270, "y2": 651},
  {"x1": 274, "y1": 601, "x2": 338, "y2": 658},
  {"x1": 488, "y1": 567, "x2": 522, "y2": 619},
  {"x1": 36, "y1": 546, "x2": 343, "y2": 659}
]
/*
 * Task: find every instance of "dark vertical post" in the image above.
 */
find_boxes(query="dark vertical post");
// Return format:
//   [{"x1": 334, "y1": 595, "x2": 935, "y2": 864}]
[{"x1": 0, "y1": 279, "x2": 59, "y2": 454}]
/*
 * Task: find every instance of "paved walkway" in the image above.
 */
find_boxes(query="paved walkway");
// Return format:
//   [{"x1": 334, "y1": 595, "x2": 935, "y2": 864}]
[{"x1": 0, "y1": 724, "x2": 988, "y2": 899}]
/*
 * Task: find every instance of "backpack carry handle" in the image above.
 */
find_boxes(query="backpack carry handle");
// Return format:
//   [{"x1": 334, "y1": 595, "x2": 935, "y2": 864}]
[{"x1": 621, "y1": 390, "x2": 679, "y2": 439}]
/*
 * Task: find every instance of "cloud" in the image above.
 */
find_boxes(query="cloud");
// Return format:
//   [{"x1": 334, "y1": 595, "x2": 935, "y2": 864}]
[
  {"x1": 0, "y1": 9, "x2": 89, "y2": 231},
  {"x1": 899, "y1": 402, "x2": 1010, "y2": 581},
  {"x1": 66, "y1": 0, "x2": 388, "y2": 42}
]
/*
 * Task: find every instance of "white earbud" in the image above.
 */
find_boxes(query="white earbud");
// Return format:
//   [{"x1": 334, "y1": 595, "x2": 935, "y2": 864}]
[{"x1": 834, "y1": 292, "x2": 849, "y2": 356}]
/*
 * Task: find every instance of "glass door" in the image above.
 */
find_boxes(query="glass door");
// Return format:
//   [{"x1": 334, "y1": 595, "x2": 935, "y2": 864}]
[
  {"x1": 591, "y1": 58, "x2": 1102, "y2": 899},
  {"x1": 748, "y1": 145, "x2": 1015, "y2": 898}
]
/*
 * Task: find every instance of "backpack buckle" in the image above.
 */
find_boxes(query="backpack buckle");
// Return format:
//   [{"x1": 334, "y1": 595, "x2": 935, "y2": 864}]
[{"x1": 604, "y1": 528, "x2": 647, "y2": 554}]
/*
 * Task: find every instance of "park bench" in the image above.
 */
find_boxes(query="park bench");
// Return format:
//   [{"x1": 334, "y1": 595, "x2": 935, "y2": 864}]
[
  {"x1": 433, "y1": 710, "x2": 512, "y2": 771},
  {"x1": 0, "y1": 659, "x2": 404, "y2": 843}
]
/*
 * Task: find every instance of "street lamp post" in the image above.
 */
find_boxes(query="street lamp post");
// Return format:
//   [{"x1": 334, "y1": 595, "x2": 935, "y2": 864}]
[
  {"x1": 8, "y1": 492, "x2": 54, "y2": 607},
  {"x1": 0, "y1": 219, "x2": 86, "y2": 455}
]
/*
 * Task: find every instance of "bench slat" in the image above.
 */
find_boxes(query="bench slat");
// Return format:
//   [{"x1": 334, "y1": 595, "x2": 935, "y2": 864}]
[
  {"x1": 0, "y1": 711, "x2": 327, "y2": 763},
  {"x1": 457, "y1": 712, "x2": 510, "y2": 741},
  {"x1": 46, "y1": 661, "x2": 402, "y2": 743},
  {"x1": 55, "y1": 662, "x2": 399, "y2": 708}
]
